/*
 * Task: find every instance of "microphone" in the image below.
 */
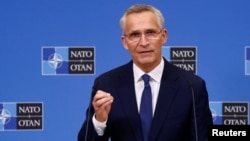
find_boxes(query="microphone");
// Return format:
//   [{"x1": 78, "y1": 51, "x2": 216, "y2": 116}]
[
  {"x1": 84, "y1": 95, "x2": 93, "y2": 141},
  {"x1": 187, "y1": 80, "x2": 198, "y2": 141}
]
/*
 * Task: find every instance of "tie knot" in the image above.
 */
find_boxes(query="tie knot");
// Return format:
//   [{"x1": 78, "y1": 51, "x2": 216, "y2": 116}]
[{"x1": 142, "y1": 74, "x2": 150, "y2": 86}]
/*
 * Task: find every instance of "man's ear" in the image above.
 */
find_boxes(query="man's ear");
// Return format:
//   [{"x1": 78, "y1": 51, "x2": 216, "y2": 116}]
[
  {"x1": 162, "y1": 29, "x2": 168, "y2": 44},
  {"x1": 121, "y1": 36, "x2": 128, "y2": 50}
]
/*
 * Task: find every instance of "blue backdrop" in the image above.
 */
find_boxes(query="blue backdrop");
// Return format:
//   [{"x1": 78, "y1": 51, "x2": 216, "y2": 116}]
[{"x1": 1, "y1": 0, "x2": 250, "y2": 140}]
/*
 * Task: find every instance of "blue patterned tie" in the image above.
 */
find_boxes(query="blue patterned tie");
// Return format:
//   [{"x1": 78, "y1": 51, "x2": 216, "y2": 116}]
[{"x1": 140, "y1": 74, "x2": 152, "y2": 141}]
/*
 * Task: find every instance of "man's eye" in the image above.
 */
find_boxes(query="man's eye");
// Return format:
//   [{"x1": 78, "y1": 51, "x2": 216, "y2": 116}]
[
  {"x1": 130, "y1": 33, "x2": 140, "y2": 37},
  {"x1": 146, "y1": 31, "x2": 156, "y2": 35}
]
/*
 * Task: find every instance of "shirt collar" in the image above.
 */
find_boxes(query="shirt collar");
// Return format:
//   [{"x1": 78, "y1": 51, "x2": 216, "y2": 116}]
[{"x1": 133, "y1": 57, "x2": 164, "y2": 83}]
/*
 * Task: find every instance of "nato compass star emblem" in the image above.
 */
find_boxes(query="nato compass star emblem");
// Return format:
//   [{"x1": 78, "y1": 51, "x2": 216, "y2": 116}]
[
  {"x1": 0, "y1": 109, "x2": 11, "y2": 125},
  {"x1": 42, "y1": 47, "x2": 69, "y2": 75},
  {"x1": 48, "y1": 53, "x2": 63, "y2": 69}
]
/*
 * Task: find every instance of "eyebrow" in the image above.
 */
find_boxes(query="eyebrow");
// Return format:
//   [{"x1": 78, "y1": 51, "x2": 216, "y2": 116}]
[{"x1": 129, "y1": 28, "x2": 158, "y2": 33}]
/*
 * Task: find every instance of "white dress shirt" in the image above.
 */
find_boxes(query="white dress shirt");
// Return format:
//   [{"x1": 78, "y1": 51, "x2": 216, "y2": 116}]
[{"x1": 133, "y1": 58, "x2": 164, "y2": 115}]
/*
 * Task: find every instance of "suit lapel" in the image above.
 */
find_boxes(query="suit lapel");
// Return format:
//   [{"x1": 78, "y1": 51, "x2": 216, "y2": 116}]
[
  {"x1": 149, "y1": 60, "x2": 180, "y2": 140},
  {"x1": 116, "y1": 62, "x2": 143, "y2": 141}
]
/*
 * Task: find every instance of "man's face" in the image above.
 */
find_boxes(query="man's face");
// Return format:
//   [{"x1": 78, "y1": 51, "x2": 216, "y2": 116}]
[{"x1": 121, "y1": 11, "x2": 167, "y2": 72}]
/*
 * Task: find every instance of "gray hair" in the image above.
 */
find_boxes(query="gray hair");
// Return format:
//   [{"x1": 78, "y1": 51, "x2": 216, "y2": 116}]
[{"x1": 119, "y1": 4, "x2": 165, "y2": 31}]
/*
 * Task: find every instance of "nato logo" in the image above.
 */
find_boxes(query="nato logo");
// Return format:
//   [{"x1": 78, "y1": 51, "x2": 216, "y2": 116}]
[
  {"x1": 0, "y1": 102, "x2": 43, "y2": 131},
  {"x1": 162, "y1": 46, "x2": 197, "y2": 74},
  {"x1": 245, "y1": 46, "x2": 250, "y2": 75},
  {"x1": 42, "y1": 46, "x2": 95, "y2": 75},
  {"x1": 209, "y1": 101, "x2": 249, "y2": 125}
]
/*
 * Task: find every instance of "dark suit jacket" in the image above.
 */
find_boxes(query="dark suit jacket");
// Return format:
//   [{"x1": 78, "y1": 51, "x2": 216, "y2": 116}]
[{"x1": 78, "y1": 58, "x2": 213, "y2": 141}]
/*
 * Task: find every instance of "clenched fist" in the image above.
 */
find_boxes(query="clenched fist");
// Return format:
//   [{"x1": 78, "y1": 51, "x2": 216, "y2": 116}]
[{"x1": 92, "y1": 90, "x2": 114, "y2": 122}]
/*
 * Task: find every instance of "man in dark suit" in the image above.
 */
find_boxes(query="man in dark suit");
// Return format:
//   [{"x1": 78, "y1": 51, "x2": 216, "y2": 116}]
[{"x1": 78, "y1": 4, "x2": 213, "y2": 141}]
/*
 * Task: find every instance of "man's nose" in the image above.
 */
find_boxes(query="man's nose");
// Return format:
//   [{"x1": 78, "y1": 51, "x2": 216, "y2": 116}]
[{"x1": 139, "y1": 34, "x2": 149, "y2": 45}]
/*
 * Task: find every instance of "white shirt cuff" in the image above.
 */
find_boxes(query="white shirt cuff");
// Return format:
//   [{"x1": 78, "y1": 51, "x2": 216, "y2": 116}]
[{"x1": 92, "y1": 114, "x2": 107, "y2": 136}]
